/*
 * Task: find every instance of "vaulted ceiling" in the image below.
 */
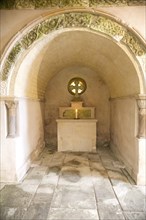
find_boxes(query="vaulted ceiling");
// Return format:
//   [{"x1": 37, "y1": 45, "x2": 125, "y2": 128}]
[{"x1": 14, "y1": 30, "x2": 140, "y2": 99}]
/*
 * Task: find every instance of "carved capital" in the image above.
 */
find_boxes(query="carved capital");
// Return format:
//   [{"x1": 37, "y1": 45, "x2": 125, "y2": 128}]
[
  {"x1": 136, "y1": 95, "x2": 146, "y2": 109},
  {"x1": 5, "y1": 100, "x2": 18, "y2": 109}
]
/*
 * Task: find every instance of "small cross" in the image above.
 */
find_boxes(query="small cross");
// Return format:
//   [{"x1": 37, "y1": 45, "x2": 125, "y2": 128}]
[{"x1": 70, "y1": 79, "x2": 84, "y2": 98}]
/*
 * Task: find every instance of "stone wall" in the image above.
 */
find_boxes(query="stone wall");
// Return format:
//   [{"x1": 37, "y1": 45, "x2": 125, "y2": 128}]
[{"x1": 45, "y1": 66, "x2": 110, "y2": 150}]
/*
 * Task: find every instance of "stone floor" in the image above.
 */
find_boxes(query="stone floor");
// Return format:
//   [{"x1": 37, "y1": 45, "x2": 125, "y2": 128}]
[{"x1": 0, "y1": 146, "x2": 146, "y2": 220}]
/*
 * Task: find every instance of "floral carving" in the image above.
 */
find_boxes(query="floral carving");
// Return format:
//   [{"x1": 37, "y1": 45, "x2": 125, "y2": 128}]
[
  {"x1": 34, "y1": 0, "x2": 50, "y2": 8},
  {"x1": 21, "y1": 28, "x2": 39, "y2": 48},
  {"x1": 127, "y1": 0, "x2": 146, "y2": 6},
  {"x1": 122, "y1": 32, "x2": 146, "y2": 56},
  {"x1": 63, "y1": 13, "x2": 92, "y2": 27},
  {"x1": 91, "y1": 16, "x2": 126, "y2": 37},
  {"x1": 89, "y1": 0, "x2": 128, "y2": 6},
  {"x1": 0, "y1": 0, "x2": 145, "y2": 9},
  {"x1": 59, "y1": 0, "x2": 88, "y2": 7},
  {"x1": 15, "y1": 0, "x2": 34, "y2": 9},
  {"x1": 8, "y1": 43, "x2": 22, "y2": 63},
  {"x1": 1, "y1": 61, "x2": 12, "y2": 81}
]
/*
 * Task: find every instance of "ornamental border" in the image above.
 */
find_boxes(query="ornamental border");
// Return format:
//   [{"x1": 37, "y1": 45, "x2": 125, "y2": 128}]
[{"x1": 0, "y1": 0, "x2": 146, "y2": 9}]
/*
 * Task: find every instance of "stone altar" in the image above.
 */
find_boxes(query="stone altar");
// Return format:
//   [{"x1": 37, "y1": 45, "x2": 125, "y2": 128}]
[
  {"x1": 56, "y1": 119, "x2": 97, "y2": 152},
  {"x1": 57, "y1": 101, "x2": 97, "y2": 152},
  {"x1": 56, "y1": 77, "x2": 97, "y2": 152}
]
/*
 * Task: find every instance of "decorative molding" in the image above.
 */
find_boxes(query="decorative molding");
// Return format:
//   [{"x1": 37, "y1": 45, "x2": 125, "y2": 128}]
[
  {"x1": 0, "y1": 0, "x2": 145, "y2": 9},
  {"x1": 0, "y1": 10, "x2": 146, "y2": 96}
]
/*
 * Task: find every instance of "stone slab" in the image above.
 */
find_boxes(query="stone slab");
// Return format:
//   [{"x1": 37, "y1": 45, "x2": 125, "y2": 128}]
[
  {"x1": 47, "y1": 208, "x2": 99, "y2": 220},
  {"x1": 113, "y1": 183, "x2": 146, "y2": 211},
  {"x1": 31, "y1": 184, "x2": 55, "y2": 205},
  {"x1": 98, "y1": 200, "x2": 125, "y2": 220},
  {"x1": 124, "y1": 211, "x2": 146, "y2": 220},
  {"x1": 0, "y1": 207, "x2": 26, "y2": 220},
  {"x1": 22, "y1": 203, "x2": 50, "y2": 220},
  {"x1": 94, "y1": 179, "x2": 117, "y2": 201},
  {"x1": 64, "y1": 154, "x2": 89, "y2": 167},
  {"x1": 58, "y1": 165, "x2": 92, "y2": 186},
  {"x1": 107, "y1": 170, "x2": 129, "y2": 186},
  {"x1": 0, "y1": 185, "x2": 34, "y2": 208},
  {"x1": 51, "y1": 185, "x2": 97, "y2": 209},
  {"x1": 88, "y1": 153, "x2": 101, "y2": 162},
  {"x1": 22, "y1": 166, "x2": 47, "y2": 185}
]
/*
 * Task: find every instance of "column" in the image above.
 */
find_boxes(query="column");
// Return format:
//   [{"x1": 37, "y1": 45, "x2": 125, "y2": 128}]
[
  {"x1": 136, "y1": 95, "x2": 146, "y2": 138},
  {"x1": 136, "y1": 95, "x2": 146, "y2": 185},
  {"x1": 5, "y1": 100, "x2": 18, "y2": 137}
]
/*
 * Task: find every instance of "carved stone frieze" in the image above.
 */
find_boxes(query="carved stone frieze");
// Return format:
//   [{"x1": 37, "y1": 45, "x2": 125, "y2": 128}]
[
  {"x1": 122, "y1": 31, "x2": 146, "y2": 56},
  {"x1": 0, "y1": 11, "x2": 146, "y2": 96},
  {"x1": 91, "y1": 16, "x2": 126, "y2": 38},
  {"x1": 63, "y1": 13, "x2": 92, "y2": 27},
  {"x1": 59, "y1": 0, "x2": 89, "y2": 7},
  {"x1": 8, "y1": 43, "x2": 22, "y2": 63},
  {"x1": 89, "y1": 0, "x2": 128, "y2": 7},
  {"x1": 127, "y1": 0, "x2": 146, "y2": 6},
  {"x1": 21, "y1": 13, "x2": 92, "y2": 49},
  {"x1": 21, "y1": 27, "x2": 40, "y2": 49},
  {"x1": 0, "y1": 0, "x2": 145, "y2": 9},
  {"x1": 1, "y1": 43, "x2": 22, "y2": 81},
  {"x1": 15, "y1": 0, "x2": 35, "y2": 9},
  {"x1": 1, "y1": 61, "x2": 11, "y2": 81}
]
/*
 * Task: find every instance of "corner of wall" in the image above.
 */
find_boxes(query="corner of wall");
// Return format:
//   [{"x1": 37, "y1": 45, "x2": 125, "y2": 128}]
[
  {"x1": 16, "y1": 141, "x2": 45, "y2": 182},
  {"x1": 110, "y1": 141, "x2": 136, "y2": 183}
]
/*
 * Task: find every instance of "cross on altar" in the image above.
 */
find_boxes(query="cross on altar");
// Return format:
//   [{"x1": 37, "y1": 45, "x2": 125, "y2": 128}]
[{"x1": 68, "y1": 77, "x2": 87, "y2": 101}]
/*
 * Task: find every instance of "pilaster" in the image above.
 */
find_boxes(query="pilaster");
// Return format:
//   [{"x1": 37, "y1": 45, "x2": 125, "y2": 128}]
[
  {"x1": 136, "y1": 95, "x2": 146, "y2": 138},
  {"x1": 5, "y1": 100, "x2": 18, "y2": 137},
  {"x1": 136, "y1": 94, "x2": 146, "y2": 185}
]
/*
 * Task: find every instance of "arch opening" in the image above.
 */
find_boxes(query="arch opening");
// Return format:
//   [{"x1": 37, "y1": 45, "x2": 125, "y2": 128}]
[{"x1": 0, "y1": 9, "x2": 146, "y2": 185}]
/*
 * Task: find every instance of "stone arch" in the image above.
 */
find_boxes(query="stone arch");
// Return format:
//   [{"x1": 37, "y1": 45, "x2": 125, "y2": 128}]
[
  {"x1": 1, "y1": 8, "x2": 146, "y2": 185},
  {"x1": 0, "y1": 9, "x2": 146, "y2": 96}
]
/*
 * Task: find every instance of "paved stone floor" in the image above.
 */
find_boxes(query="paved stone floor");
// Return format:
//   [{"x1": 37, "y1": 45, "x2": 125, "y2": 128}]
[{"x1": 0, "y1": 146, "x2": 146, "y2": 220}]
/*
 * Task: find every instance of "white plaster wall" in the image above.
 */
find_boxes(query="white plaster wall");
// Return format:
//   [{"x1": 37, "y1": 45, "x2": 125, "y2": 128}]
[
  {"x1": 0, "y1": 99, "x2": 45, "y2": 182},
  {"x1": 110, "y1": 97, "x2": 138, "y2": 179},
  {"x1": 15, "y1": 99, "x2": 45, "y2": 181},
  {"x1": 0, "y1": 100, "x2": 17, "y2": 182},
  {"x1": 45, "y1": 66, "x2": 110, "y2": 149}
]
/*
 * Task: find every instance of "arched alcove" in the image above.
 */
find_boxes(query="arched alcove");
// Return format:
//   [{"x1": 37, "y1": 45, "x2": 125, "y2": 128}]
[
  {"x1": 0, "y1": 9, "x2": 145, "y2": 185},
  {"x1": 13, "y1": 30, "x2": 140, "y2": 99}
]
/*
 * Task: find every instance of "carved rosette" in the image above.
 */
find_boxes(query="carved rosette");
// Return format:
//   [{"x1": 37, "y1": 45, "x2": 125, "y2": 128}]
[
  {"x1": 5, "y1": 101, "x2": 18, "y2": 137},
  {"x1": 0, "y1": 11, "x2": 146, "y2": 96},
  {"x1": 136, "y1": 95, "x2": 146, "y2": 138}
]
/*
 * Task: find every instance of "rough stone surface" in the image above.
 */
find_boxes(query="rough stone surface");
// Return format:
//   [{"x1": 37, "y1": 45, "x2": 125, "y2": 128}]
[{"x1": 0, "y1": 146, "x2": 145, "y2": 220}]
